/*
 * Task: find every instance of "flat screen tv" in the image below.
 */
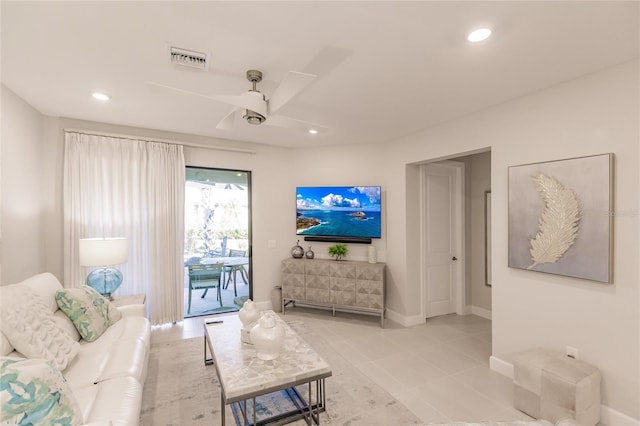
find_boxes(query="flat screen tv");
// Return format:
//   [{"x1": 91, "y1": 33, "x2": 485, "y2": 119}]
[{"x1": 296, "y1": 186, "x2": 381, "y2": 241}]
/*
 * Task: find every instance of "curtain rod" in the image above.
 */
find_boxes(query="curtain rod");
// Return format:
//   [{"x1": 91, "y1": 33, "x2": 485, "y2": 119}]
[{"x1": 64, "y1": 128, "x2": 257, "y2": 155}]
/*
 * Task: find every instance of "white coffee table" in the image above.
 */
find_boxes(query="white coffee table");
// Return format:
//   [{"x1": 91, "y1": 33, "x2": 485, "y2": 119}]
[{"x1": 204, "y1": 312, "x2": 332, "y2": 425}]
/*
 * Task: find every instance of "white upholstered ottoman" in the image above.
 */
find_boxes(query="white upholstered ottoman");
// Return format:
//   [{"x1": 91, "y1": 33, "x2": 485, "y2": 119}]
[{"x1": 513, "y1": 348, "x2": 601, "y2": 426}]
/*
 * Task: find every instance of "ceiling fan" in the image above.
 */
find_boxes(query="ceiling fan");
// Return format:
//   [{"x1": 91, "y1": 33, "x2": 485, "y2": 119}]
[{"x1": 148, "y1": 69, "x2": 327, "y2": 133}]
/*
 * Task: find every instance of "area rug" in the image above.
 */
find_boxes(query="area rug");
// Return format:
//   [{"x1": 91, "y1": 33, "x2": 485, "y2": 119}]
[
  {"x1": 140, "y1": 319, "x2": 422, "y2": 426},
  {"x1": 230, "y1": 387, "x2": 312, "y2": 425}
]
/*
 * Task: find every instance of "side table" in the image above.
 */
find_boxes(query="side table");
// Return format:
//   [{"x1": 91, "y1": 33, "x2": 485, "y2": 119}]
[{"x1": 111, "y1": 294, "x2": 146, "y2": 307}]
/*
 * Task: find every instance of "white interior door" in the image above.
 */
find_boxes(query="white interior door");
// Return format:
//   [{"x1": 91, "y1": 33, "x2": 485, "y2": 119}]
[{"x1": 422, "y1": 162, "x2": 464, "y2": 319}]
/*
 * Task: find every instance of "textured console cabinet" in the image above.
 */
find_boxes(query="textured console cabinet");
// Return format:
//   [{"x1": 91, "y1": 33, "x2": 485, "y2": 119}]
[{"x1": 281, "y1": 258, "x2": 386, "y2": 327}]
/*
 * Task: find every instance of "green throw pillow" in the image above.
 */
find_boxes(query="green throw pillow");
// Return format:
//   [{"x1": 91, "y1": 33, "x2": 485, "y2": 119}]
[
  {"x1": 55, "y1": 286, "x2": 121, "y2": 342},
  {"x1": 0, "y1": 357, "x2": 83, "y2": 426}
]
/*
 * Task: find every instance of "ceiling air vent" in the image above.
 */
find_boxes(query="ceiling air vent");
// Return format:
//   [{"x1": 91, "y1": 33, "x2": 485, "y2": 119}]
[{"x1": 169, "y1": 46, "x2": 209, "y2": 70}]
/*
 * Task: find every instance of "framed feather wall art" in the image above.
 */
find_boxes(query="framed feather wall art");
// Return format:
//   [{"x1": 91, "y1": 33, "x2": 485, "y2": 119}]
[{"x1": 508, "y1": 153, "x2": 614, "y2": 283}]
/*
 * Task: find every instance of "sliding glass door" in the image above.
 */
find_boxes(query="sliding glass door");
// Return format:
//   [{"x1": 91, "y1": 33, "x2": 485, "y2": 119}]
[{"x1": 183, "y1": 167, "x2": 251, "y2": 318}]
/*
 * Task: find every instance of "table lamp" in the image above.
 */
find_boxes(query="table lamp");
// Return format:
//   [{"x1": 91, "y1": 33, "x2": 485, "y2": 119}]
[{"x1": 79, "y1": 237, "x2": 128, "y2": 299}]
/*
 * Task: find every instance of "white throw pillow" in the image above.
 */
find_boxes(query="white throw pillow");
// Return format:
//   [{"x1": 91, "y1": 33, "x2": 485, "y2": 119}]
[
  {"x1": 21, "y1": 272, "x2": 65, "y2": 314},
  {"x1": 55, "y1": 286, "x2": 121, "y2": 343},
  {"x1": 0, "y1": 357, "x2": 83, "y2": 425},
  {"x1": 0, "y1": 285, "x2": 79, "y2": 371},
  {"x1": 0, "y1": 332, "x2": 14, "y2": 356}
]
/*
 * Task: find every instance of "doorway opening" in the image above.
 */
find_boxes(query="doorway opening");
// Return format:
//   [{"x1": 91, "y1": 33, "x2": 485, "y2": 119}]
[
  {"x1": 418, "y1": 150, "x2": 492, "y2": 321},
  {"x1": 183, "y1": 167, "x2": 252, "y2": 318}
]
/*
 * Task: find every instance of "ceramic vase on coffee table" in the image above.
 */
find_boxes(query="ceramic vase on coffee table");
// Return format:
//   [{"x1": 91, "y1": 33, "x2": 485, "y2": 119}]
[
  {"x1": 238, "y1": 299, "x2": 260, "y2": 344},
  {"x1": 250, "y1": 312, "x2": 285, "y2": 360}
]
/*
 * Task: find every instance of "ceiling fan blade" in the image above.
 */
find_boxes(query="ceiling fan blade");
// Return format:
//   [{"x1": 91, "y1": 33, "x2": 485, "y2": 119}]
[
  {"x1": 216, "y1": 107, "x2": 239, "y2": 130},
  {"x1": 146, "y1": 81, "x2": 266, "y2": 116},
  {"x1": 302, "y1": 45, "x2": 353, "y2": 76},
  {"x1": 267, "y1": 71, "x2": 317, "y2": 115},
  {"x1": 266, "y1": 114, "x2": 328, "y2": 133}
]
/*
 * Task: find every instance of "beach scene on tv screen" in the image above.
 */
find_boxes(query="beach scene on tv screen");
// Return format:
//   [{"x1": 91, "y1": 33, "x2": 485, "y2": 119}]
[{"x1": 296, "y1": 186, "x2": 381, "y2": 238}]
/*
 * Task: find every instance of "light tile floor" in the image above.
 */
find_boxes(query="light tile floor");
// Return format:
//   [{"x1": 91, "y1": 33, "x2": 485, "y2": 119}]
[{"x1": 151, "y1": 307, "x2": 535, "y2": 424}]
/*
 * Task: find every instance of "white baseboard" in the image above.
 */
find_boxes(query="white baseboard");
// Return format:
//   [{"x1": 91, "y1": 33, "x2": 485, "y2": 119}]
[
  {"x1": 385, "y1": 308, "x2": 424, "y2": 327},
  {"x1": 470, "y1": 305, "x2": 492, "y2": 320},
  {"x1": 600, "y1": 406, "x2": 640, "y2": 426},
  {"x1": 489, "y1": 356, "x2": 639, "y2": 426},
  {"x1": 386, "y1": 306, "x2": 492, "y2": 327},
  {"x1": 490, "y1": 355, "x2": 514, "y2": 378}
]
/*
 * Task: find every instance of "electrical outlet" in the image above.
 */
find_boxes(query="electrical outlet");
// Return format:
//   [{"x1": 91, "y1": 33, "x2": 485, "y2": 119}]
[
  {"x1": 566, "y1": 346, "x2": 579, "y2": 359},
  {"x1": 267, "y1": 240, "x2": 277, "y2": 249}
]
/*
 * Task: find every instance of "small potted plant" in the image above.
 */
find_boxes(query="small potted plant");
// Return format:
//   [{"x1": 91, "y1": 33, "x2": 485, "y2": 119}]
[{"x1": 328, "y1": 243, "x2": 348, "y2": 261}]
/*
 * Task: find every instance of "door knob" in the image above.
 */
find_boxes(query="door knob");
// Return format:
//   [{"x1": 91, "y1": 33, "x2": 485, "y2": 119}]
[{"x1": 452, "y1": 256, "x2": 458, "y2": 261}]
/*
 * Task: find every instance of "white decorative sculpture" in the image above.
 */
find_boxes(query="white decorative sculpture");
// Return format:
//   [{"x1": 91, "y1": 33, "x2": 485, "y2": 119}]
[
  {"x1": 527, "y1": 173, "x2": 582, "y2": 270},
  {"x1": 238, "y1": 299, "x2": 260, "y2": 344},
  {"x1": 250, "y1": 312, "x2": 285, "y2": 360}
]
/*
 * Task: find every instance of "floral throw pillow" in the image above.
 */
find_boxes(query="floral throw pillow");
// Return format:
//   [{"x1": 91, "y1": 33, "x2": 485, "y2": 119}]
[
  {"x1": 55, "y1": 286, "x2": 120, "y2": 342},
  {"x1": 0, "y1": 357, "x2": 83, "y2": 426}
]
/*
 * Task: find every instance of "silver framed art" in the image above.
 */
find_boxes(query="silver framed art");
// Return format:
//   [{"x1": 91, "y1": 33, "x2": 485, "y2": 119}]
[{"x1": 508, "y1": 153, "x2": 614, "y2": 283}]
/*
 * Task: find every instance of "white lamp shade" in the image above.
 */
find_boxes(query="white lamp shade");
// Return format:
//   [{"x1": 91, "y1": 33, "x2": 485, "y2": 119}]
[{"x1": 79, "y1": 238, "x2": 128, "y2": 266}]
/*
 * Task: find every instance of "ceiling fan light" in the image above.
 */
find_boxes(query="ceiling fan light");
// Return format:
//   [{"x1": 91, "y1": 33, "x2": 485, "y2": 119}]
[{"x1": 243, "y1": 109, "x2": 265, "y2": 125}]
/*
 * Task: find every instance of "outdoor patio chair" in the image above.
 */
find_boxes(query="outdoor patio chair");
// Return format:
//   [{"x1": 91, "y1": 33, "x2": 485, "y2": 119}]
[
  {"x1": 224, "y1": 249, "x2": 248, "y2": 297},
  {"x1": 187, "y1": 263, "x2": 224, "y2": 313}
]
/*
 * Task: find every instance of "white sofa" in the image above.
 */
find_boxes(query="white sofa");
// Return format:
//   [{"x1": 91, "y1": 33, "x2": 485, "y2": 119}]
[{"x1": 0, "y1": 273, "x2": 150, "y2": 425}]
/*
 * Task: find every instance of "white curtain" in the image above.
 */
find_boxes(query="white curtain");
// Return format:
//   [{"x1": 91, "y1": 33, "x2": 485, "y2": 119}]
[{"x1": 63, "y1": 131, "x2": 185, "y2": 325}]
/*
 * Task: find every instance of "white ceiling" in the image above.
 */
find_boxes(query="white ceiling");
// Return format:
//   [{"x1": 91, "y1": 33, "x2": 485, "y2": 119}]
[{"x1": 2, "y1": 2, "x2": 638, "y2": 148}]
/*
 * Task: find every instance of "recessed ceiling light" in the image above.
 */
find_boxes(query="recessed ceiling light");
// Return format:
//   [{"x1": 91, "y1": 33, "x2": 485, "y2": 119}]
[
  {"x1": 92, "y1": 92, "x2": 110, "y2": 101},
  {"x1": 467, "y1": 28, "x2": 492, "y2": 43},
  {"x1": 308, "y1": 129, "x2": 318, "y2": 135}
]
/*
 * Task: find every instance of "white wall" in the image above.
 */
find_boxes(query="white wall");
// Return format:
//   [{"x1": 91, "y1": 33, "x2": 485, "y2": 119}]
[
  {"x1": 290, "y1": 143, "x2": 389, "y2": 262},
  {"x1": 287, "y1": 143, "x2": 409, "y2": 312},
  {"x1": 1, "y1": 85, "x2": 46, "y2": 284},
  {"x1": 383, "y1": 60, "x2": 639, "y2": 420}
]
